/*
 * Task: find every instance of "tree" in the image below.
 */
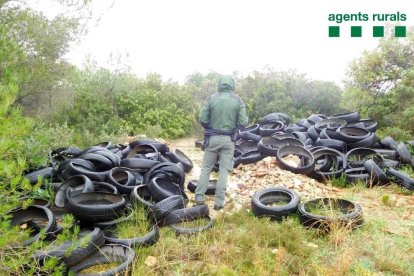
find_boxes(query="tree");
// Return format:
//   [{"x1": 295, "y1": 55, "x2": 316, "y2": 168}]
[
  {"x1": 343, "y1": 27, "x2": 414, "y2": 137},
  {"x1": 0, "y1": 0, "x2": 92, "y2": 116},
  {"x1": 237, "y1": 68, "x2": 343, "y2": 123}
]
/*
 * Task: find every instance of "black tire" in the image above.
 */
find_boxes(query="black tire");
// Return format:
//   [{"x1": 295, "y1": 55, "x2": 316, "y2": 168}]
[
  {"x1": 380, "y1": 136, "x2": 398, "y2": 150},
  {"x1": 259, "y1": 121, "x2": 284, "y2": 136},
  {"x1": 93, "y1": 206, "x2": 134, "y2": 229},
  {"x1": 55, "y1": 175, "x2": 94, "y2": 208},
  {"x1": 309, "y1": 148, "x2": 346, "y2": 181},
  {"x1": 63, "y1": 161, "x2": 108, "y2": 182},
  {"x1": 331, "y1": 111, "x2": 360, "y2": 123},
  {"x1": 307, "y1": 114, "x2": 325, "y2": 124},
  {"x1": 271, "y1": 131, "x2": 296, "y2": 139},
  {"x1": 129, "y1": 139, "x2": 170, "y2": 154},
  {"x1": 318, "y1": 128, "x2": 341, "y2": 140},
  {"x1": 276, "y1": 145, "x2": 315, "y2": 174},
  {"x1": 347, "y1": 133, "x2": 379, "y2": 150},
  {"x1": 298, "y1": 198, "x2": 364, "y2": 231},
  {"x1": 236, "y1": 139, "x2": 258, "y2": 152},
  {"x1": 82, "y1": 146, "x2": 110, "y2": 155},
  {"x1": 120, "y1": 158, "x2": 160, "y2": 172},
  {"x1": 169, "y1": 217, "x2": 214, "y2": 235},
  {"x1": 364, "y1": 159, "x2": 389, "y2": 187},
  {"x1": 313, "y1": 138, "x2": 346, "y2": 152},
  {"x1": 107, "y1": 167, "x2": 136, "y2": 195},
  {"x1": 258, "y1": 137, "x2": 304, "y2": 157},
  {"x1": 94, "y1": 141, "x2": 115, "y2": 150},
  {"x1": 25, "y1": 167, "x2": 54, "y2": 185},
  {"x1": 307, "y1": 125, "x2": 319, "y2": 141},
  {"x1": 80, "y1": 152, "x2": 114, "y2": 171},
  {"x1": 257, "y1": 137, "x2": 280, "y2": 156},
  {"x1": 33, "y1": 227, "x2": 105, "y2": 268},
  {"x1": 259, "y1": 112, "x2": 290, "y2": 125},
  {"x1": 372, "y1": 149, "x2": 398, "y2": 160},
  {"x1": 335, "y1": 127, "x2": 370, "y2": 143},
  {"x1": 345, "y1": 148, "x2": 384, "y2": 169},
  {"x1": 291, "y1": 131, "x2": 308, "y2": 142},
  {"x1": 10, "y1": 206, "x2": 56, "y2": 246},
  {"x1": 91, "y1": 150, "x2": 121, "y2": 168},
  {"x1": 311, "y1": 148, "x2": 334, "y2": 172},
  {"x1": 386, "y1": 168, "x2": 414, "y2": 190},
  {"x1": 315, "y1": 118, "x2": 347, "y2": 132},
  {"x1": 240, "y1": 150, "x2": 263, "y2": 164},
  {"x1": 233, "y1": 145, "x2": 246, "y2": 158},
  {"x1": 243, "y1": 124, "x2": 260, "y2": 134},
  {"x1": 69, "y1": 244, "x2": 135, "y2": 276},
  {"x1": 127, "y1": 144, "x2": 159, "y2": 160},
  {"x1": 383, "y1": 159, "x2": 400, "y2": 168},
  {"x1": 103, "y1": 223, "x2": 159, "y2": 247},
  {"x1": 30, "y1": 198, "x2": 51, "y2": 208},
  {"x1": 239, "y1": 131, "x2": 262, "y2": 142},
  {"x1": 284, "y1": 124, "x2": 307, "y2": 133},
  {"x1": 168, "y1": 149, "x2": 193, "y2": 173},
  {"x1": 130, "y1": 185, "x2": 156, "y2": 208},
  {"x1": 187, "y1": 180, "x2": 216, "y2": 195},
  {"x1": 93, "y1": 182, "x2": 118, "y2": 194},
  {"x1": 51, "y1": 147, "x2": 83, "y2": 158},
  {"x1": 162, "y1": 205, "x2": 210, "y2": 227},
  {"x1": 148, "y1": 177, "x2": 186, "y2": 202},
  {"x1": 144, "y1": 162, "x2": 185, "y2": 189},
  {"x1": 59, "y1": 159, "x2": 95, "y2": 177},
  {"x1": 149, "y1": 195, "x2": 186, "y2": 221},
  {"x1": 304, "y1": 138, "x2": 314, "y2": 147},
  {"x1": 296, "y1": 118, "x2": 313, "y2": 129},
  {"x1": 396, "y1": 142, "x2": 412, "y2": 164},
  {"x1": 66, "y1": 192, "x2": 127, "y2": 223},
  {"x1": 345, "y1": 167, "x2": 369, "y2": 184},
  {"x1": 251, "y1": 187, "x2": 300, "y2": 220},
  {"x1": 358, "y1": 119, "x2": 378, "y2": 132}
]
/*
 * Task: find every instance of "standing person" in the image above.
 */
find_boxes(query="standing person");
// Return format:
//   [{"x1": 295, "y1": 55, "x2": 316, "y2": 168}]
[{"x1": 195, "y1": 75, "x2": 248, "y2": 210}]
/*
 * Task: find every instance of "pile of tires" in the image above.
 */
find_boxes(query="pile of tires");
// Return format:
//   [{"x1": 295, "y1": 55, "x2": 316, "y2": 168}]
[
  {"x1": 251, "y1": 187, "x2": 364, "y2": 232},
  {"x1": 224, "y1": 111, "x2": 414, "y2": 190},
  {"x1": 16, "y1": 139, "x2": 212, "y2": 274}
]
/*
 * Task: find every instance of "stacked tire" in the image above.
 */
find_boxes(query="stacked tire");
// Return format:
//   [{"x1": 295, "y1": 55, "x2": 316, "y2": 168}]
[
  {"x1": 226, "y1": 111, "x2": 414, "y2": 191},
  {"x1": 16, "y1": 139, "x2": 212, "y2": 274}
]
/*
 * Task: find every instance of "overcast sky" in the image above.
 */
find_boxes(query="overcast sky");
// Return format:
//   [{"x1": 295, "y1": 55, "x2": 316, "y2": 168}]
[{"x1": 35, "y1": 0, "x2": 413, "y2": 85}]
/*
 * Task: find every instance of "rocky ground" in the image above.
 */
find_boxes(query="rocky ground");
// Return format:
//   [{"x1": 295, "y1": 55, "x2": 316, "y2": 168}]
[{"x1": 167, "y1": 137, "x2": 342, "y2": 218}]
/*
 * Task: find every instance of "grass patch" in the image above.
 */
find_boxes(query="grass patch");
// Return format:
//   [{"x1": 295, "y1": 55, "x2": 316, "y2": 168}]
[
  {"x1": 265, "y1": 199, "x2": 291, "y2": 207},
  {"x1": 80, "y1": 263, "x2": 119, "y2": 274},
  {"x1": 176, "y1": 218, "x2": 211, "y2": 228},
  {"x1": 114, "y1": 207, "x2": 151, "y2": 239}
]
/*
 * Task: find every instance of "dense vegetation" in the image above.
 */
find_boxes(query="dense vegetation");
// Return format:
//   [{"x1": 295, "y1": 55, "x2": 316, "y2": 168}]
[{"x1": 0, "y1": 0, "x2": 413, "y2": 274}]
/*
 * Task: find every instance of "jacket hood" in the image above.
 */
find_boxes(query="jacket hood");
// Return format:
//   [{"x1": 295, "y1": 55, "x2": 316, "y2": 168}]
[{"x1": 218, "y1": 75, "x2": 235, "y2": 92}]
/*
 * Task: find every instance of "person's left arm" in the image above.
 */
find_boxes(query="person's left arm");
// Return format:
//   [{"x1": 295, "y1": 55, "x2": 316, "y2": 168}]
[{"x1": 199, "y1": 100, "x2": 210, "y2": 128}]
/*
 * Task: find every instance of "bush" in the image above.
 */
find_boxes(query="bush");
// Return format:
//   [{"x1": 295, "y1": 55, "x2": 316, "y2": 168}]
[
  {"x1": 117, "y1": 87, "x2": 196, "y2": 138},
  {"x1": 376, "y1": 126, "x2": 412, "y2": 141}
]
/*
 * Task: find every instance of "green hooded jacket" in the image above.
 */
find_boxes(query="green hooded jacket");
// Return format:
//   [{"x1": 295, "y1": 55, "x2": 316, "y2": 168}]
[{"x1": 199, "y1": 75, "x2": 249, "y2": 131}]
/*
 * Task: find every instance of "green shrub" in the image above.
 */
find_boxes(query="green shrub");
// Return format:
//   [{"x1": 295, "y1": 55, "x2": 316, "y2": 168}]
[
  {"x1": 117, "y1": 88, "x2": 196, "y2": 138},
  {"x1": 376, "y1": 126, "x2": 412, "y2": 141}
]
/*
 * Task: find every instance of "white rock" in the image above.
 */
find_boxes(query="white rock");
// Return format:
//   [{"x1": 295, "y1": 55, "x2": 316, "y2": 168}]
[{"x1": 228, "y1": 181, "x2": 238, "y2": 189}]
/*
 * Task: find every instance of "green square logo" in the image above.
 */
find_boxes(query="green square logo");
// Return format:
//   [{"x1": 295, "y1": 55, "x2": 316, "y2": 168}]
[
  {"x1": 329, "y1": 26, "x2": 340, "y2": 37},
  {"x1": 395, "y1": 26, "x2": 406, "y2": 37},
  {"x1": 351, "y1": 26, "x2": 362, "y2": 37},
  {"x1": 373, "y1": 26, "x2": 384, "y2": 37}
]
